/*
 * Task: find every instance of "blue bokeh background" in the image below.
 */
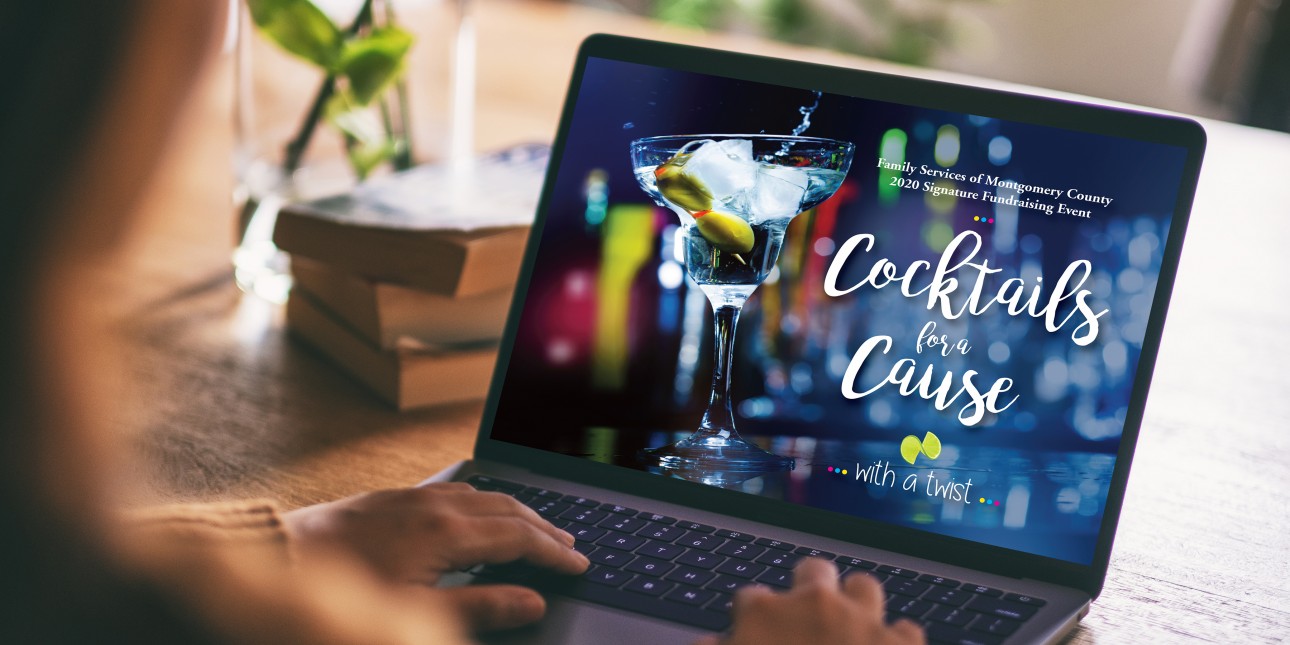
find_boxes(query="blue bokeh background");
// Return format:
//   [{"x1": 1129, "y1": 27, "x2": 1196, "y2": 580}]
[{"x1": 490, "y1": 57, "x2": 1189, "y2": 564}]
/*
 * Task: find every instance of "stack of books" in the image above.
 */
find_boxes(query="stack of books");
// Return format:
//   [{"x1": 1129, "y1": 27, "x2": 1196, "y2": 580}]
[{"x1": 275, "y1": 147, "x2": 545, "y2": 410}]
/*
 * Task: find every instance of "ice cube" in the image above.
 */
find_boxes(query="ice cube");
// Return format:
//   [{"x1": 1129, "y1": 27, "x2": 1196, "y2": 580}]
[
  {"x1": 683, "y1": 139, "x2": 757, "y2": 203},
  {"x1": 752, "y1": 164, "x2": 810, "y2": 220}
]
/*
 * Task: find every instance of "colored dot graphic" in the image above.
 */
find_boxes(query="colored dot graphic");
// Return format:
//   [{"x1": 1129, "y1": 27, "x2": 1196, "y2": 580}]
[
  {"x1": 978, "y1": 497, "x2": 1002, "y2": 507},
  {"x1": 972, "y1": 216, "x2": 995, "y2": 224},
  {"x1": 825, "y1": 466, "x2": 849, "y2": 475}
]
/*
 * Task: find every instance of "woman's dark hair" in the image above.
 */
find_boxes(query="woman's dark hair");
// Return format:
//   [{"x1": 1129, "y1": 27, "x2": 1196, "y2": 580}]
[{"x1": 0, "y1": 2, "x2": 215, "y2": 641}]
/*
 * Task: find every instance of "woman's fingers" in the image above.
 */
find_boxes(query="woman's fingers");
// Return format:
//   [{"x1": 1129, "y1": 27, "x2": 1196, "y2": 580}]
[
  {"x1": 717, "y1": 558, "x2": 925, "y2": 645},
  {"x1": 428, "y1": 486, "x2": 575, "y2": 547},
  {"x1": 442, "y1": 515, "x2": 589, "y2": 574},
  {"x1": 888, "y1": 618, "x2": 927, "y2": 644},
  {"x1": 791, "y1": 556, "x2": 841, "y2": 589},
  {"x1": 842, "y1": 569, "x2": 886, "y2": 620}
]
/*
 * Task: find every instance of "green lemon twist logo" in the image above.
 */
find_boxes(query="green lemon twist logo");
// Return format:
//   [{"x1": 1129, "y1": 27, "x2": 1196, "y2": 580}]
[{"x1": 900, "y1": 431, "x2": 942, "y2": 465}]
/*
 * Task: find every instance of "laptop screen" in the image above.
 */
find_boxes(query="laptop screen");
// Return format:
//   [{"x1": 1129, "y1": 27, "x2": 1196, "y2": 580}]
[{"x1": 488, "y1": 55, "x2": 1191, "y2": 566}]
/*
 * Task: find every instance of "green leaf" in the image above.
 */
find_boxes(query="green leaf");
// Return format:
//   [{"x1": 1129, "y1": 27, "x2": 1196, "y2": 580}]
[
  {"x1": 247, "y1": 0, "x2": 343, "y2": 69},
  {"x1": 324, "y1": 91, "x2": 395, "y2": 178},
  {"x1": 338, "y1": 26, "x2": 414, "y2": 105},
  {"x1": 347, "y1": 138, "x2": 398, "y2": 179}
]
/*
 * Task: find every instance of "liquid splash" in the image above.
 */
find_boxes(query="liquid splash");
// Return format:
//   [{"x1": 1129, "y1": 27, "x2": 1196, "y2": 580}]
[
  {"x1": 792, "y1": 91, "x2": 823, "y2": 137},
  {"x1": 779, "y1": 91, "x2": 823, "y2": 155}
]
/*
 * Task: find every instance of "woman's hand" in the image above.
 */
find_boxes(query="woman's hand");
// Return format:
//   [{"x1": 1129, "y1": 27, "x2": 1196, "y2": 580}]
[
  {"x1": 283, "y1": 483, "x2": 589, "y2": 631},
  {"x1": 697, "y1": 558, "x2": 925, "y2": 645}
]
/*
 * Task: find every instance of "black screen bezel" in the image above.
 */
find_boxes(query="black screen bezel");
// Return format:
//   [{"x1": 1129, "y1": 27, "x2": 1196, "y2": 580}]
[{"x1": 474, "y1": 34, "x2": 1206, "y2": 599}]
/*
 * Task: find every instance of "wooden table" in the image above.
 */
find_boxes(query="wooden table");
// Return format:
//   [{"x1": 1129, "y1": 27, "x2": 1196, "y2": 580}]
[{"x1": 111, "y1": 0, "x2": 1290, "y2": 641}]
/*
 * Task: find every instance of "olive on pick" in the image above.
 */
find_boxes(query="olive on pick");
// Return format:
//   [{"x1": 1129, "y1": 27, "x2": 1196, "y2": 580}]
[
  {"x1": 654, "y1": 153, "x2": 713, "y2": 213},
  {"x1": 693, "y1": 209, "x2": 754, "y2": 254}
]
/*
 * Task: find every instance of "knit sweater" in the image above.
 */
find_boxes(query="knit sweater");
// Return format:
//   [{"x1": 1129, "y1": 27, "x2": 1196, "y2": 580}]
[
  {"x1": 111, "y1": 500, "x2": 467, "y2": 645},
  {"x1": 122, "y1": 500, "x2": 291, "y2": 557}
]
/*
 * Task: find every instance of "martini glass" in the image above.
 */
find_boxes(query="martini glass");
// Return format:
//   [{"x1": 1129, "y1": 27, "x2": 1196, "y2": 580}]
[{"x1": 630, "y1": 134, "x2": 854, "y2": 478}]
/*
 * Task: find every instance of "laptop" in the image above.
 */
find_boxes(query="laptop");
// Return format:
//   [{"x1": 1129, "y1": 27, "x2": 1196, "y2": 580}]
[{"x1": 424, "y1": 34, "x2": 1206, "y2": 644}]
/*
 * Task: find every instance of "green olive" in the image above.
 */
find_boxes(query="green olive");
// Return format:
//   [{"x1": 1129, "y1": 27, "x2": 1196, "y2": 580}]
[
  {"x1": 654, "y1": 153, "x2": 712, "y2": 212},
  {"x1": 694, "y1": 209, "x2": 754, "y2": 253}
]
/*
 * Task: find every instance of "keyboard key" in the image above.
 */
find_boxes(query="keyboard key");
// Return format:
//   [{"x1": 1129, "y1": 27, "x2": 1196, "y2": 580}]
[
  {"x1": 843, "y1": 569, "x2": 888, "y2": 584},
  {"x1": 676, "y1": 551, "x2": 725, "y2": 570},
  {"x1": 1003, "y1": 593, "x2": 1047, "y2": 607},
  {"x1": 623, "y1": 576, "x2": 672, "y2": 597},
  {"x1": 635, "y1": 523, "x2": 686, "y2": 542},
  {"x1": 523, "y1": 487, "x2": 563, "y2": 499},
  {"x1": 635, "y1": 540, "x2": 685, "y2": 560},
  {"x1": 878, "y1": 565, "x2": 919, "y2": 578},
  {"x1": 716, "y1": 529, "x2": 755, "y2": 542},
  {"x1": 590, "y1": 548, "x2": 634, "y2": 568},
  {"x1": 893, "y1": 598, "x2": 935, "y2": 618},
  {"x1": 755, "y1": 569, "x2": 793, "y2": 588},
  {"x1": 533, "y1": 502, "x2": 572, "y2": 518},
  {"x1": 919, "y1": 574, "x2": 962, "y2": 588},
  {"x1": 715, "y1": 560, "x2": 766, "y2": 579},
  {"x1": 884, "y1": 578, "x2": 931, "y2": 597},
  {"x1": 665, "y1": 566, "x2": 716, "y2": 587},
  {"x1": 664, "y1": 586, "x2": 716, "y2": 606},
  {"x1": 755, "y1": 551, "x2": 801, "y2": 569},
  {"x1": 965, "y1": 596, "x2": 1038, "y2": 622},
  {"x1": 960, "y1": 583, "x2": 1003, "y2": 597},
  {"x1": 561, "y1": 495, "x2": 599, "y2": 507},
  {"x1": 465, "y1": 475, "x2": 524, "y2": 492},
  {"x1": 706, "y1": 593, "x2": 734, "y2": 613},
  {"x1": 519, "y1": 571, "x2": 728, "y2": 631},
  {"x1": 706, "y1": 575, "x2": 755, "y2": 593},
  {"x1": 568, "y1": 525, "x2": 607, "y2": 543},
  {"x1": 625, "y1": 556, "x2": 675, "y2": 577},
  {"x1": 563, "y1": 577, "x2": 729, "y2": 631},
  {"x1": 924, "y1": 623, "x2": 1003, "y2": 645},
  {"x1": 573, "y1": 542, "x2": 597, "y2": 556},
  {"x1": 716, "y1": 542, "x2": 766, "y2": 561},
  {"x1": 923, "y1": 587, "x2": 972, "y2": 607},
  {"x1": 677, "y1": 521, "x2": 716, "y2": 533},
  {"x1": 585, "y1": 567, "x2": 634, "y2": 587},
  {"x1": 636, "y1": 512, "x2": 678, "y2": 524},
  {"x1": 970, "y1": 616, "x2": 1021, "y2": 637},
  {"x1": 596, "y1": 533, "x2": 647, "y2": 552},
  {"x1": 794, "y1": 547, "x2": 836, "y2": 559},
  {"x1": 926, "y1": 605, "x2": 974, "y2": 627},
  {"x1": 836, "y1": 556, "x2": 878, "y2": 570},
  {"x1": 600, "y1": 503, "x2": 640, "y2": 516},
  {"x1": 560, "y1": 508, "x2": 609, "y2": 525},
  {"x1": 677, "y1": 533, "x2": 724, "y2": 551},
  {"x1": 599, "y1": 515, "x2": 649, "y2": 534},
  {"x1": 754, "y1": 538, "x2": 795, "y2": 551}
]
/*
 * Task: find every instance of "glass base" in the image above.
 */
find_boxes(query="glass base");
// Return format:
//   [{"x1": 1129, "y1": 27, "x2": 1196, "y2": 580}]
[
  {"x1": 234, "y1": 195, "x2": 293, "y2": 304},
  {"x1": 639, "y1": 434, "x2": 794, "y2": 486}
]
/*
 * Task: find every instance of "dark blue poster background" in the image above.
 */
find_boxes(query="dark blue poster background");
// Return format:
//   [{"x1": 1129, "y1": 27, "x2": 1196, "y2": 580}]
[{"x1": 490, "y1": 58, "x2": 1188, "y2": 564}]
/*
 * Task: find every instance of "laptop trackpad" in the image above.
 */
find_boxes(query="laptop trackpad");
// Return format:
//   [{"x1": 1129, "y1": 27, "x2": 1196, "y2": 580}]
[{"x1": 481, "y1": 594, "x2": 710, "y2": 645}]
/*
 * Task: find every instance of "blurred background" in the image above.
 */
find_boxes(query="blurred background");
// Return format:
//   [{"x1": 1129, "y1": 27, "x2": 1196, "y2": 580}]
[{"x1": 569, "y1": 0, "x2": 1290, "y2": 131}]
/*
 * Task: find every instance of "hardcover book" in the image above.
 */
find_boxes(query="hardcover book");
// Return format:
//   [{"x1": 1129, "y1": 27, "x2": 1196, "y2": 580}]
[
  {"x1": 286, "y1": 290, "x2": 499, "y2": 410},
  {"x1": 291, "y1": 258, "x2": 512, "y2": 348},
  {"x1": 274, "y1": 202, "x2": 528, "y2": 297}
]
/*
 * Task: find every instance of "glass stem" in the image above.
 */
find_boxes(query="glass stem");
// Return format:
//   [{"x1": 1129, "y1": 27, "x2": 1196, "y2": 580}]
[{"x1": 699, "y1": 304, "x2": 741, "y2": 441}]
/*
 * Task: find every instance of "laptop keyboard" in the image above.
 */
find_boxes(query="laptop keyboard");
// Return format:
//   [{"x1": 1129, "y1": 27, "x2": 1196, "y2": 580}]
[{"x1": 466, "y1": 475, "x2": 1047, "y2": 644}]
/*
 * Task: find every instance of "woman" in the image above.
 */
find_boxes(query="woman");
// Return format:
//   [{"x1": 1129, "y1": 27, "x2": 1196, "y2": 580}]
[{"x1": 0, "y1": 2, "x2": 923, "y2": 643}]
